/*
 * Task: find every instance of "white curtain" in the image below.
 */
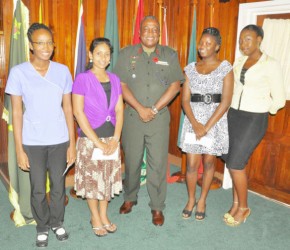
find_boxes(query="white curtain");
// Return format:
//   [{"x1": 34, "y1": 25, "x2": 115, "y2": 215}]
[{"x1": 261, "y1": 19, "x2": 290, "y2": 100}]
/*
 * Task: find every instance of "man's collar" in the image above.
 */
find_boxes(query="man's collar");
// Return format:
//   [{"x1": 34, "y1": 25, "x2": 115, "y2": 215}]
[{"x1": 137, "y1": 43, "x2": 161, "y2": 55}]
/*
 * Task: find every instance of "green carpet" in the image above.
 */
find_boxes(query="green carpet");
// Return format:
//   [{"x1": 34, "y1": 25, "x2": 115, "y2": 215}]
[{"x1": 0, "y1": 165, "x2": 289, "y2": 250}]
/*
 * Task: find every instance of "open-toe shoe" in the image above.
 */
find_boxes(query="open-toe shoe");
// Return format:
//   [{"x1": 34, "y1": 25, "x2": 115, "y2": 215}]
[
  {"x1": 182, "y1": 201, "x2": 196, "y2": 219},
  {"x1": 103, "y1": 223, "x2": 117, "y2": 233},
  {"x1": 92, "y1": 226, "x2": 108, "y2": 237},
  {"x1": 225, "y1": 207, "x2": 251, "y2": 227},
  {"x1": 195, "y1": 203, "x2": 206, "y2": 221},
  {"x1": 90, "y1": 221, "x2": 108, "y2": 237},
  {"x1": 223, "y1": 201, "x2": 238, "y2": 221}
]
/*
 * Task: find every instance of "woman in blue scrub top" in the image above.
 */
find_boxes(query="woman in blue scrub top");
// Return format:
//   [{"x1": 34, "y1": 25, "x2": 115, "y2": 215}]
[{"x1": 5, "y1": 23, "x2": 76, "y2": 248}]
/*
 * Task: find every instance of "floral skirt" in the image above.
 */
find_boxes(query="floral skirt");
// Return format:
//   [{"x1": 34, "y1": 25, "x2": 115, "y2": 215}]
[{"x1": 74, "y1": 137, "x2": 122, "y2": 201}]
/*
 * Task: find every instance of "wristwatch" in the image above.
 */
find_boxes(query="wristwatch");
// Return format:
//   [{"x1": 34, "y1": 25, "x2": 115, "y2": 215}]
[{"x1": 151, "y1": 105, "x2": 158, "y2": 115}]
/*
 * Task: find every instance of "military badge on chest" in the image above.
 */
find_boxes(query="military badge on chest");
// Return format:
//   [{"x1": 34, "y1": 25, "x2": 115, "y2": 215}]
[{"x1": 129, "y1": 55, "x2": 139, "y2": 79}]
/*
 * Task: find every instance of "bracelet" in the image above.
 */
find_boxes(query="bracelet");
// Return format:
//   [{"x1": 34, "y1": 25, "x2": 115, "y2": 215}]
[{"x1": 151, "y1": 105, "x2": 158, "y2": 115}]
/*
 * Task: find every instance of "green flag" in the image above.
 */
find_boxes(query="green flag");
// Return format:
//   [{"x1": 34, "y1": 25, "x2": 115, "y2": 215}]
[
  {"x1": 177, "y1": 8, "x2": 197, "y2": 145},
  {"x1": 104, "y1": 0, "x2": 119, "y2": 71},
  {"x1": 3, "y1": 0, "x2": 35, "y2": 227}
]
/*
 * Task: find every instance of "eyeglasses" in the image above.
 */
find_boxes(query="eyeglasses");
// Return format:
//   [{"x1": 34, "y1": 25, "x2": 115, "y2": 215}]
[{"x1": 31, "y1": 41, "x2": 55, "y2": 47}]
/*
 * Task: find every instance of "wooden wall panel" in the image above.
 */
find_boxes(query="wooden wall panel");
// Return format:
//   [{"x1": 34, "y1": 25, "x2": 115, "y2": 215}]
[
  {"x1": 0, "y1": 0, "x2": 269, "y2": 160},
  {"x1": 3, "y1": 0, "x2": 290, "y2": 204},
  {"x1": 1, "y1": 0, "x2": 264, "y2": 158},
  {"x1": 247, "y1": 102, "x2": 290, "y2": 204}
]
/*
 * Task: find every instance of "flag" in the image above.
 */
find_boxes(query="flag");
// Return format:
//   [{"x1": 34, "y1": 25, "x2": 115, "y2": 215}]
[
  {"x1": 2, "y1": 0, "x2": 35, "y2": 227},
  {"x1": 177, "y1": 8, "x2": 197, "y2": 145},
  {"x1": 132, "y1": 0, "x2": 146, "y2": 184},
  {"x1": 74, "y1": 0, "x2": 86, "y2": 77},
  {"x1": 132, "y1": 0, "x2": 144, "y2": 45},
  {"x1": 104, "y1": 0, "x2": 119, "y2": 72},
  {"x1": 177, "y1": 8, "x2": 203, "y2": 177},
  {"x1": 160, "y1": 8, "x2": 178, "y2": 184}
]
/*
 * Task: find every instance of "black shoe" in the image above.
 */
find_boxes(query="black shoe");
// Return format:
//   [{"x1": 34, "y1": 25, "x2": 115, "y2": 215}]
[
  {"x1": 36, "y1": 232, "x2": 48, "y2": 248},
  {"x1": 51, "y1": 226, "x2": 69, "y2": 241}
]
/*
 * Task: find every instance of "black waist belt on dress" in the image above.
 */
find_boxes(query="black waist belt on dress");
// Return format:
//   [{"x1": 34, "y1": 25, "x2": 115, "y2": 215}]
[{"x1": 190, "y1": 93, "x2": 221, "y2": 104}]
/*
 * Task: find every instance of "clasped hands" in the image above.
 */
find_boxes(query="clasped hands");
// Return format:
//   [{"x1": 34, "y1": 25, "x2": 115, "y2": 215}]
[
  {"x1": 192, "y1": 122, "x2": 208, "y2": 140},
  {"x1": 95, "y1": 138, "x2": 119, "y2": 155},
  {"x1": 138, "y1": 107, "x2": 156, "y2": 123}
]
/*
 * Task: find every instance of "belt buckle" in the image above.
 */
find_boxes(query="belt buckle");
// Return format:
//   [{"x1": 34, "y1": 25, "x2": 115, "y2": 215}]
[
  {"x1": 106, "y1": 115, "x2": 111, "y2": 122},
  {"x1": 203, "y1": 94, "x2": 212, "y2": 104}
]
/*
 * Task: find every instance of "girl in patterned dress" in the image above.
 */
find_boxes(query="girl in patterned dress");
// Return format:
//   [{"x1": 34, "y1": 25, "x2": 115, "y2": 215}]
[
  {"x1": 72, "y1": 38, "x2": 123, "y2": 236},
  {"x1": 179, "y1": 28, "x2": 233, "y2": 220}
]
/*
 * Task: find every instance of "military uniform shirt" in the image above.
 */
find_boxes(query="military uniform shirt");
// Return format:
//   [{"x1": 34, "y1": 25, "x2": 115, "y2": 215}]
[{"x1": 113, "y1": 44, "x2": 184, "y2": 113}]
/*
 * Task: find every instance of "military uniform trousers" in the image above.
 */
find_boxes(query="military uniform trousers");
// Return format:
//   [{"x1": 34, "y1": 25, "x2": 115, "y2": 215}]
[{"x1": 122, "y1": 107, "x2": 170, "y2": 211}]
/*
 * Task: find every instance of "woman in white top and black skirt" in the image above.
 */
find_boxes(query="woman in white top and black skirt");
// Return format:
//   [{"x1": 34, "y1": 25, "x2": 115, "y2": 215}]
[{"x1": 222, "y1": 25, "x2": 286, "y2": 226}]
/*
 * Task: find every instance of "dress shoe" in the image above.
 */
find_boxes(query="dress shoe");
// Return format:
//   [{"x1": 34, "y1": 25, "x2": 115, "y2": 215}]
[
  {"x1": 151, "y1": 210, "x2": 164, "y2": 226},
  {"x1": 225, "y1": 207, "x2": 251, "y2": 227},
  {"x1": 119, "y1": 201, "x2": 137, "y2": 214}
]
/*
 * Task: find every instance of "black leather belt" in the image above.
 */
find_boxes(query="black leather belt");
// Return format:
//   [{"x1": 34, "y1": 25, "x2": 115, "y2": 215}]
[{"x1": 190, "y1": 93, "x2": 221, "y2": 104}]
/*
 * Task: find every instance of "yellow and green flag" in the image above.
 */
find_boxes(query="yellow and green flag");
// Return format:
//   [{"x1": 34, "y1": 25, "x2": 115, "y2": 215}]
[{"x1": 2, "y1": 0, "x2": 35, "y2": 227}]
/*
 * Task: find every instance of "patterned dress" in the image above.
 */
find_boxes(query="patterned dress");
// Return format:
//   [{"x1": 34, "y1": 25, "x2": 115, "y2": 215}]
[
  {"x1": 74, "y1": 137, "x2": 122, "y2": 201},
  {"x1": 179, "y1": 60, "x2": 232, "y2": 156}
]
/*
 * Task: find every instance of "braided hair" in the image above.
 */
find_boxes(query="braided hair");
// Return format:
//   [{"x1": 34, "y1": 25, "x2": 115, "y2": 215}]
[
  {"x1": 27, "y1": 23, "x2": 53, "y2": 42},
  {"x1": 202, "y1": 27, "x2": 222, "y2": 46}
]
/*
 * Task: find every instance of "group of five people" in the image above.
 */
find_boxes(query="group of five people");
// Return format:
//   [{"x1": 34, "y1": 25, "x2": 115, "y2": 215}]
[{"x1": 5, "y1": 15, "x2": 285, "y2": 247}]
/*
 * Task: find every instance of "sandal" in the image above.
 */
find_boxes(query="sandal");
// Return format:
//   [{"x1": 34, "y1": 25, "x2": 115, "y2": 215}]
[
  {"x1": 51, "y1": 226, "x2": 69, "y2": 241},
  {"x1": 90, "y1": 221, "x2": 107, "y2": 237},
  {"x1": 225, "y1": 207, "x2": 251, "y2": 227},
  {"x1": 195, "y1": 202, "x2": 206, "y2": 221},
  {"x1": 182, "y1": 200, "x2": 196, "y2": 219},
  {"x1": 36, "y1": 232, "x2": 48, "y2": 248},
  {"x1": 223, "y1": 201, "x2": 238, "y2": 221},
  {"x1": 103, "y1": 223, "x2": 117, "y2": 233}
]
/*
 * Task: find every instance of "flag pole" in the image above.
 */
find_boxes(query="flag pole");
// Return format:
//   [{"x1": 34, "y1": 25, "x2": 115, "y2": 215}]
[{"x1": 157, "y1": 0, "x2": 163, "y2": 44}]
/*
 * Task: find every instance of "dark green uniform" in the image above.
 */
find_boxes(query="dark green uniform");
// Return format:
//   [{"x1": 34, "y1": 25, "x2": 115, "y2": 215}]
[{"x1": 114, "y1": 44, "x2": 184, "y2": 211}]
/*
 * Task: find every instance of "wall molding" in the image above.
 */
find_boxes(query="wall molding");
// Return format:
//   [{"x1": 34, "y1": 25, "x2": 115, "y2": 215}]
[{"x1": 235, "y1": 0, "x2": 290, "y2": 57}]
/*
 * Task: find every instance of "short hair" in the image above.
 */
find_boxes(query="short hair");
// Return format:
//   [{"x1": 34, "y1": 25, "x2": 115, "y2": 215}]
[
  {"x1": 27, "y1": 23, "x2": 53, "y2": 42},
  {"x1": 140, "y1": 15, "x2": 160, "y2": 31},
  {"x1": 86, "y1": 37, "x2": 113, "y2": 70},
  {"x1": 202, "y1": 27, "x2": 222, "y2": 46},
  {"x1": 242, "y1": 24, "x2": 264, "y2": 39}
]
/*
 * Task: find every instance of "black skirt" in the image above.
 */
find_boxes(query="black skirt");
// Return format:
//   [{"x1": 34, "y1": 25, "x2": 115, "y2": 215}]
[{"x1": 222, "y1": 108, "x2": 268, "y2": 170}]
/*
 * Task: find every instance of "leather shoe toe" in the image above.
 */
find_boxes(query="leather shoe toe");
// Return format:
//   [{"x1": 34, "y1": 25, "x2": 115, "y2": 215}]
[
  {"x1": 119, "y1": 201, "x2": 137, "y2": 214},
  {"x1": 151, "y1": 210, "x2": 164, "y2": 226}
]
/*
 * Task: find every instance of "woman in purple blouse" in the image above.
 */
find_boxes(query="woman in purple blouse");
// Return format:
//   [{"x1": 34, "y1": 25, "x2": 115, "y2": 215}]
[{"x1": 72, "y1": 38, "x2": 123, "y2": 237}]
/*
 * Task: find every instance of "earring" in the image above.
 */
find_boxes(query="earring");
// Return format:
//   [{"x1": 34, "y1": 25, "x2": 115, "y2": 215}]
[{"x1": 89, "y1": 59, "x2": 92, "y2": 63}]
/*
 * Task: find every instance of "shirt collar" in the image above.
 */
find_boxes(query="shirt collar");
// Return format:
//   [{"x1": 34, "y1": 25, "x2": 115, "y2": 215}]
[{"x1": 136, "y1": 43, "x2": 161, "y2": 56}]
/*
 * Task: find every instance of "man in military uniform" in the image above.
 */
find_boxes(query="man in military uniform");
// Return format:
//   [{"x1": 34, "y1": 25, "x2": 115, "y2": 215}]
[{"x1": 113, "y1": 16, "x2": 184, "y2": 226}]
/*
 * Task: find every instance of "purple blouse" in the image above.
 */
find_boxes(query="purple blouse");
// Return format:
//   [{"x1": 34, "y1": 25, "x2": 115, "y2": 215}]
[{"x1": 72, "y1": 71, "x2": 122, "y2": 135}]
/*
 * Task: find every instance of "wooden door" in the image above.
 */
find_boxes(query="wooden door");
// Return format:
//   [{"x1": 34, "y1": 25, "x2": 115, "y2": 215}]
[{"x1": 246, "y1": 14, "x2": 290, "y2": 204}]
